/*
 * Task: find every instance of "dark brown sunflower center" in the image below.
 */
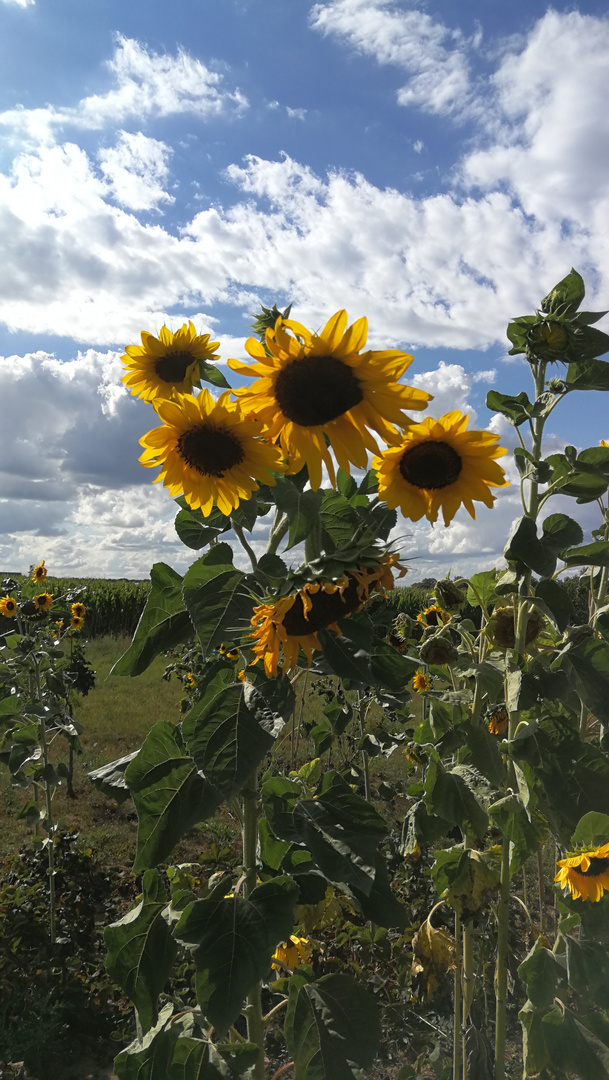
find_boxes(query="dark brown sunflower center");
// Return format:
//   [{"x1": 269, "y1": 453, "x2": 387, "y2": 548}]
[
  {"x1": 274, "y1": 356, "x2": 363, "y2": 427},
  {"x1": 177, "y1": 424, "x2": 244, "y2": 478},
  {"x1": 155, "y1": 351, "x2": 195, "y2": 384},
  {"x1": 578, "y1": 856, "x2": 609, "y2": 878},
  {"x1": 399, "y1": 441, "x2": 463, "y2": 490},
  {"x1": 282, "y1": 577, "x2": 361, "y2": 636}
]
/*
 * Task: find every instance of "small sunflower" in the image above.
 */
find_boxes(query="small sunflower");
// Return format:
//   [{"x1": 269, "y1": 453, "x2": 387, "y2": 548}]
[
  {"x1": 488, "y1": 709, "x2": 509, "y2": 736},
  {"x1": 0, "y1": 595, "x2": 17, "y2": 618},
  {"x1": 412, "y1": 671, "x2": 431, "y2": 693},
  {"x1": 219, "y1": 644, "x2": 241, "y2": 662},
  {"x1": 271, "y1": 935, "x2": 313, "y2": 971},
  {"x1": 185, "y1": 672, "x2": 197, "y2": 688},
  {"x1": 71, "y1": 615, "x2": 84, "y2": 630},
  {"x1": 251, "y1": 553, "x2": 402, "y2": 676},
  {"x1": 32, "y1": 560, "x2": 47, "y2": 583},
  {"x1": 601, "y1": 440, "x2": 609, "y2": 448},
  {"x1": 228, "y1": 310, "x2": 431, "y2": 490},
  {"x1": 417, "y1": 605, "x2": 449, "y2": 628},
  {"x1": 34, "y1": 593, "x2": 53, "y2": 613},
  {"x1": 121, "y1": 321, "x2": 220, "y2": 403},
  {"x1": 373, "y1": 412, "x2": 509, "y2": 526},
  {"x1": 139, "y1": 389, "x2": 286, "y2": 516},
  {"x1": 71, "y1": 602, "x2": 86, "y2": 619},
  {"x1": 555, "y1": 844, "x2": 609, "y2": 902}
]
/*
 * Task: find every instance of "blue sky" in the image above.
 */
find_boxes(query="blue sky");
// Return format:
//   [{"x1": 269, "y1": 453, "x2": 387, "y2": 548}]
[{"x1": 1, "y1": 0, "x2": 608, "y2": 579}]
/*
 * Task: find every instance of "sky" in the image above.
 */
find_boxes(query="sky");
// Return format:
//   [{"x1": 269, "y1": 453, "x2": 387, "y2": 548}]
[{"x1": 1, "y1": 0, "x2": 609, "y2": 582}]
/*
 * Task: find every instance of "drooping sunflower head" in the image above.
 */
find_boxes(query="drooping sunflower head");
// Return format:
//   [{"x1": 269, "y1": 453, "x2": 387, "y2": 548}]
[
  {"x1": 71, "y1": 602, "x2": 86, "y2": 619},
  {"x1": 419, "y1": 632, "x2": 459, "y2": 667},
  {"x1": 122, "y1": 322, "x2": 220, "y2": 403},
  {"x1": 0, "y1": 595, "x2": 17, "y2": 618},
  {"x1": 412, "y1": 671, "x2": 431, "y2": 693},
  {"x1": 34, "y1": 592, "x2": 53, "y2": 612},
  {"x1": 31, "y1": 560, "x2": 47, "y2": 583},
  {"x1": 373, "y1": 412, "x2": 509, "y2": 526},
  {"x1": 228, "y1": 310, "x2": 431, "y2": 491},
  {"x1": 555, "y1": 843, "x2": 609, "y2": 902},
  {"x1": 71, "y1": 615, "x2": 84, "y2": 630},
  {"x1": 487, "y1": 603, "x2": 544, "y2": 651},
  {"x1": 139, "y1": 389, "x2": 286, "y2": 516},
  {"x1": 417, "y1": 605, "x2": 449, "y2": 628},
  {"x1": 488, "y1": 709, "x2": 509, "y2": 736},
  {"x1": 250, "y1": 552, "x2": 403, "y2": 676}
]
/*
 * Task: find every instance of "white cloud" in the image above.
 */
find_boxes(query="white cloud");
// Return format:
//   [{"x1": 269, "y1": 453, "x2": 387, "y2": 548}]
[
  {"x1": 1, "y1": 0, "x2": 34, "y2": 6},
  {"x1": 310, "y1": 0, "x2": 473, "y2": 117},
  {"x1": 0, "y1": 35, "x2": 248, "y2": 145},
  {"x1": 98, "y1": 131, "x2": 173, "y2": 211},
  {"x1": 286, "y1": 107, "x2": 307, "y2": 120}
]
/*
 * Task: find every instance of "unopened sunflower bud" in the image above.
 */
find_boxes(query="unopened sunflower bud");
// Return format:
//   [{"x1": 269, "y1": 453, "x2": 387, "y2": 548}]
[
  {"x1": 419, "y1": 632, "x2": 459, "y2": 666},
  {"x1": 435, "y1": 578, "x2": 467, "y2": 613},
  {"x1": 526, "y1": 319, "x2": 570, "y2": 362}
]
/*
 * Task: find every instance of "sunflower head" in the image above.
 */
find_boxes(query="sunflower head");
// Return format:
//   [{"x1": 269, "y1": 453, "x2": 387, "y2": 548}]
[
  {"x1": 434, "y1": 579, "x2": 467, "y2": 614},
  {"x1": 555, "y1": 843, "x2": 609, "y2": 902},
  {"x1": 417, "y1": 605, "x2": 449, "y2": 628},
  {"x1": 229, "y1": 309, "x2": 431, "y2": 490},
  {"x1": 139, "y1": 389, "x2": 286, "y2": 516},
  {"x1": 373, "y1": 412, "x2": 509, "y2": 527},
  {"x1": 412, "y1": 671, "x2": 431, "y2": 693},
  {"x1": 185, "y1": 672, "x2": 197, "y2": 688},
  {"x1": 71, "y1": 602, "x2": 86, "y2": 619},
  {"x1": 34, "y1": 593, "x2": 53, "y2": 613},
  {"x1": 31, "y1": 560, "x2": 47, "y2": 583},
  {"x1": 487, "y1": 604, "x2": 544, "y2": 651},
  {"x1": 488, "y1": 709, "x2": 509, "y2": 736},
  {"x1": 122, "y1": 322, "x2": 221, "y2": 403},
  {"x1": 0, "y1": 595, "x2": 17, "y2": 618},
  {"x1": 526, "y1": 319, "x2": 571, "y2": 363},
  {"x1": 419, "y1": 632, "x2": 459, "y2": 667},
  {"x1": 220, "y1": 645, "x2": 241, "y2": 662},
  {"x1": 71, "y1": 615, "x2": 84, "y2": 630},
  {"x1": 271, "y1": 935, "x2": 312, "y2": 971}
]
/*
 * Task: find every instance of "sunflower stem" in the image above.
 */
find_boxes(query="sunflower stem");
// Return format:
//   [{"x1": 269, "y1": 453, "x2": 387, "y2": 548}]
[
  {"x1": 267, "y1": 512, "x2": 289, "y2": 555},
  {"x1": 494, "y1": 835, "x2": 511, "y2": 1080},
  {"x1": 242, "y1": 770, "x2": 265, "y2": 1079},
  {"x1": 453, "y1": 910, "x2": 462, "y2": 1080},
  {"x1": 231, "y1": 518, "x2": 258, "y2": 571}
]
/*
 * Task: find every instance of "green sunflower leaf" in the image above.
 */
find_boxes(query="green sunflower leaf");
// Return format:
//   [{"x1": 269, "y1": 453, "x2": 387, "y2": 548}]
[
  {"x1": 105, "y1": 869, "x2": 176, "y2": 1034},
  {"x1": 111, "y1": 563, "x2": 194, "y2": 677},
  {"x1": 198, "y1": 359, "x2": 230, "y2": 389},
  {"x1": 182, "y1": 545, "x2": 253, "y2": 654},
  {"x1": 565, "y1": 357, "x2": 609, "y2": 391},
  {"x1": 561, "y1": 540, "x2": 609, "y2": 569},
  {"x1": 272, "y1": 477, "x2": 324, "y2": 549},
  {"x1": 570, "y1": 812, "x2": 609, "y2": 850},
  {"x1": 541, "y1": 269, "x2": 585, "y2": 316},
  {"x1": 285, "y1": 972, "x2": 381, "y2": 1080},
  {"x1": 126, "y1": 721, "x2": 221, "y2": 872},
  {"x1": 486, "y1": 390, "x2": 532, "y2": 426},
  {"x1": 174, "y1": 876, "x2": 298, "y2": 1034}
]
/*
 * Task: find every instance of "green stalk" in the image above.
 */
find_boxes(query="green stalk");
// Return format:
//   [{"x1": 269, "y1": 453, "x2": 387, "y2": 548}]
[
  {"x1": 242, "y1": 770, "x2": 265, "y2": 1079},
  {"x1": 34, "y1": 658, "x2": 56, "y2": 945},
  {"x1": 231, "y1": 519, "x2": 258, "y2": 571},
  {"x1": 267, "y1": 510, "x2": 289, "y2": 555},
  {"x1": 453, "y1": 910, "x2": 462, "y2": 1080},
  {"x1": 356, "y1": 692, "x2": 371, "y2": 802},
  {"x1": 494, "y1": 837, "x2": 511, "y2": 1080}
]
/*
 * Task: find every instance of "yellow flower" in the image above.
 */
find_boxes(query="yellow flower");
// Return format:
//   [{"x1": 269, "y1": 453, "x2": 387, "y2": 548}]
[
  {"x1": 228, "y1": 310, "x2": 431, "y2": 490},
  {"x1": 34, "y1": 593, "x2": 53, "y2": 612},
  {"x1": 219, "y1": 644, "x2": 241, "y2": 662},
  {"x1": 139, "y1": 389, "x2": 286, "y2": 516},
  {"x1": 601, "y1": 440, "x2": 609, "y2": 448},
  {"x1": 488, "y1": 709, "x2": 509, "y2": 736},
  {"x1": 271, "y1": 935, "x2": 313, "y2": 971},
  {"x1": 417, "y1": 605, "x2": 449, "y2": 628},
  {"x1": 71, "y1": 615, "x2": 84, "y2": 630},
  {"x1": 555, "y1": 844, "x2": 609, "y2": 902},
  {"x1": 250, "y1": 553, "x2": 403, "y2": 676},
  {"x1": 185, "y1": 672, "x2": 197, "y2": 688},
  {"x1": 0, "y1": 595, "x2": 17, "y2": 618},
  {"x1": 31, "y1": 560, "x2": 47, "y2": 583},
  {"x1": 412, "y1": 671, "x2": 431, "y2": 693},
  {"x1": 71, "y1": 602, "x2": 86, "y2": 619},
  {"x1": 373, "y1": 411, "x2": 509, "y2": 526},
  {"x1": 121, "y1": 321, "x2": 220, "y2": 403}
]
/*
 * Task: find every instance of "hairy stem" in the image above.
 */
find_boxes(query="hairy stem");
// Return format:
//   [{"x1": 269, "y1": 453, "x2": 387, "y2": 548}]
[
  {"x1": 453, "y1": 910, "x2": 462, "y2": 1080},
  {"x1": 242, "y1": 770, "x2": 265, "y2": 1079},
  {"x1": 231, "y1": 519, "x2": 258, "y2": 571},
  {"x1": 494, "y1": 837, "x2": 511, "y2": 1080}
]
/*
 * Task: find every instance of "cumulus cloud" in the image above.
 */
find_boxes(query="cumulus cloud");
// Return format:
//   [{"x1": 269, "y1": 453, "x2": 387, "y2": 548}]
[
  {"x1": 1, "y1": 0, "x2": 34, "y2": 6},
  {"x1": 98, "y1": 131, "x2": 174, "y2": 211},
  {"x1": 0, "y1": 35, "x2": 248, "y2": 145},
  {"x1": 310, "y1": 0, "x2": 474, "y2": 117}
]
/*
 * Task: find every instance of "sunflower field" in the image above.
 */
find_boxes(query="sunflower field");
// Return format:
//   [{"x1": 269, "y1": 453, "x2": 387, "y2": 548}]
[
  {"x1": 0, "y1": 575, "x2": 149, "y2": 637},
  {"x1": 4, "y1": 269, "x2": 609, "y2": 1080}
]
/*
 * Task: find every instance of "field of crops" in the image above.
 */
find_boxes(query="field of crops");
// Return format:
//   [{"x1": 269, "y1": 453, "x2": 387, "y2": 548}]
[{"x1": 0, "y1": 574, "x2": 150, "y2": 637}]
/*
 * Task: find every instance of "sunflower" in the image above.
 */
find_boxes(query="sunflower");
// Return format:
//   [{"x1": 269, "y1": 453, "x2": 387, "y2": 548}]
[
  {"x1": 71, "y1": 602, "x2": 86, "y2": 619},
  {"x1": 271, "y1": 936, "x2": 313, "y2": 972},
  {"x1": 555, "y1": 844, "x2": 609, "y2": 902},
  {"x1": 121, "y1": 321, "x2": 220, "y2": 403},
  {"x1": 601, "y1": 440, "x2": 609, "y2": 448},
  {"x1": 32, "y1": 560, "x2": 47, "y2": 583},
  {"x1": 34, "y1": 593, "x2": 53, "y2": 613},
  {"x1": 488, "y1": 709, "x2": 509, "y2": 736},
  {"x1": 139, "y1": 389, "x2": 286, "y2": 516},
  {"x1": 0, "y1": 595, "x2": 17, "y2": 618},
  {"x1": 71, "y1": 615, "x2": 84, "y2": 630},
  {"x1": 228, "y1": 310, "x2": 431, "y2": 490},
  {"x1": 250, "y1": 553, "x2": 403, "y2": 676},
  {"x1": 417, "y1": 605, "x2": 449, "y2": 628},
  {"x1": 373, "y1": 412, "x2": 509, "y2": 526},
  {"x1": 412, "y1": 671, "x2": 431, "y2": 693},
  {"x1": 219, "y1": 644, "x2": 241, "y2": 662},
  {"x1": 185, "y1": 672, "x2": 197, "y2": 688}
]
